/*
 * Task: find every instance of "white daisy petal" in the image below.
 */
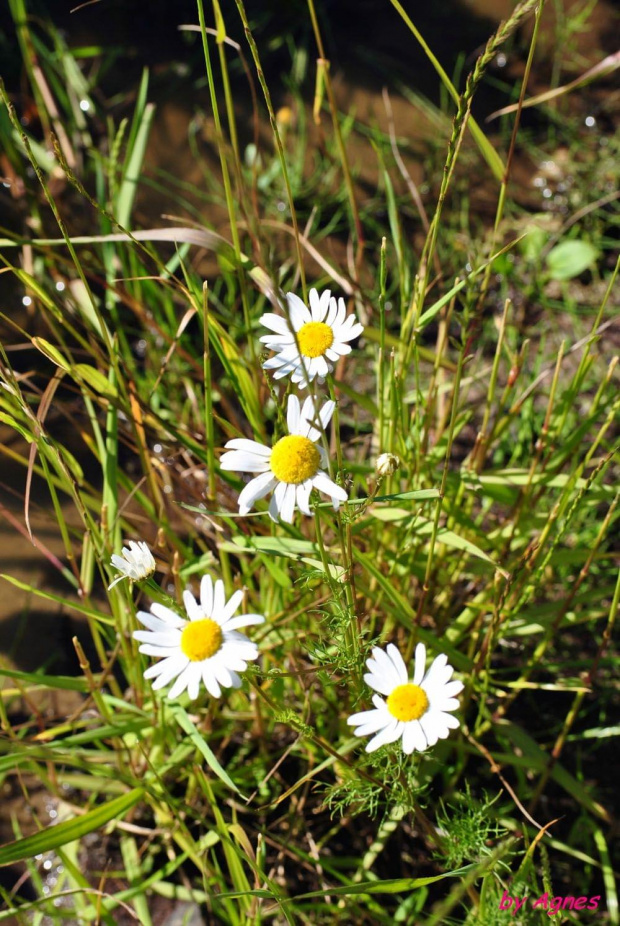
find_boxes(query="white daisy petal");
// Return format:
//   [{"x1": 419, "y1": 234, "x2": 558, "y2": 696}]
[
  {"x1": 133, "y1": 630, "x2": 181, "y2": 647},
  {"x1": 167, "y1": 663, "x2": 194, "y2": 700},
  {"x1": 296, "y1": 480, "x2": 313, "y2": 515},
  {"x1": 286, "y1": 292, "x2": 311, "y2": 329},
  {"x1": 366, "y1": 721, "x2": 403, "y2": 753},
  {"x1": 369, "y1": 647, "x2": 403, "y2": 687},
  {"x1": 145, "y1": 653, "x2": 188, "y2": 684},
  {"x1": 386, "y1": 643, "x2": 409, "y2": 685},
  {"x1": 202, "y1": 667, "x2": 222, "y2": 698},
  {"x1": 218, "y1": 588, "x2": 244, "y2": 624},
  {"x1": 186, "y1": 664, "x2": 203, "y2": 701},
  {"x1": 268, "y1": 492, "x2": 280, "y2": 522},
  {"x1": 238, "y1": 473, "x2": 277, "y2": 514},
  {"x1": 310, "y1": 472, "x2": 348, "y2": 503},
  {"x1": 402, "y1": 721, "x2": 428, "y2": 754},
  {"x1": 139, "y1": 643, "x2": 185, "y2": 658},
  {"x1": 412, "y1": 643, "x2": 426, "y2": 686},
  {"x1": 220, "y1": 450, "x2": 271, "y2": 473},
  {"x1": 212, "y1": 580, "x2": 226, "y2": 617},
  {"x1": 221, "y1": 613, "x2": 265, "y2": 631},
  {"x1": 351, "y1": 710, "x2": 391, "y2": 736},
  {"x1": 200, "y1": 574, "x2": 214, "y2": 615},
  {"x1": 287, "y1": 393, "x2": 301, "y2": 433},
  {"x1": 223, "y1": 438, "x2": 272, "y2": 457},
  {"x1": 279, "y1": 482, "x2": 297, "y2": 523},
  {"x1": 183, "y1": 590, "x2": 203, "y2": 622},
  {"x1": 150, "y1": 603, "x2": 186, "y2": 628},
  {"x1": 364, "y1": 672, "x2": 394, "y2": 697},
  {"x1": 259, "y1": 313, "x2": 292, "y2": 335},
  {"x1": 135, "y1": 611, "x2": 176, "y2": 634}
]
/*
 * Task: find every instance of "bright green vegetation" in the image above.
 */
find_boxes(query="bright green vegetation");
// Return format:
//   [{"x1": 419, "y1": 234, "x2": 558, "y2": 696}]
[{"x1": 0, "y1": 0, "x2": 618, "y2": 922}]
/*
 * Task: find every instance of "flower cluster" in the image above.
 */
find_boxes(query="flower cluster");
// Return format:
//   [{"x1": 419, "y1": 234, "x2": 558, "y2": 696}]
[{"x1": 107, "y1": 287, "x2": 463, "y2": 756}]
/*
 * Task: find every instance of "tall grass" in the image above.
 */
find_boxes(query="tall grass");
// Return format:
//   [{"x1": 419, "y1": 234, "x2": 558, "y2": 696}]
[{"x1": 0, "y1": 0, "x2": 618, "y2": 923}]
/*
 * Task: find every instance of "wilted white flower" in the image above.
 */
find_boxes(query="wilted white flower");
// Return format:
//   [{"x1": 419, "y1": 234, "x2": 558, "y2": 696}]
[
  {"x1": 375, "y1": 452, "x2": 400, "y2": 477},
  {"x1": 220, "y1": 394, "x2": 347, "y2": 523},
  {"x1": 133, "y1": 575, "x2": 264, "y2": 700},
  {"x1": 347, "y1": 643, "x2": 463, "y2": 754},
  {"x1": 108, "y1": 541, "x2": 156, "y2": 590},
  {"x1": 260, "y1": 288, "x2": 363, "y2": 386}
]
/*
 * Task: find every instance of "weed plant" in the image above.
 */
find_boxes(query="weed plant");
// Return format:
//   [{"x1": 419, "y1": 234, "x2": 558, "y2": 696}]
[{"x1": 0, "y1": 0, "x2": 618, "y2": 923}]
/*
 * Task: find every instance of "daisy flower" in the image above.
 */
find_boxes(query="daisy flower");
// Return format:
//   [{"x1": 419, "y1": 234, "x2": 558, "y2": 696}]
[
  {"x1": 347, "y1": 643, "x2": 463, "y2": 754},
  {"x1": 133, "y1": 575, "x2": 264, "y2": 700},
  {"x1": 259, "y1": 287, "x2": 364, "y2": 385},
  {"x1": 220, "y1": 394, "x2": 347, "y2": 523},
  {"x1": 108, "y1": 540, "x2": 156, "y2": 590}
]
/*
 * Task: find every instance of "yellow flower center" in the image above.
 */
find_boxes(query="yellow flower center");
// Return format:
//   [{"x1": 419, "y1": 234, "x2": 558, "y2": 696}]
[
  {"x1": 270, "y1": 435, "x2": 320, "y2": 484},
  {"x1": 180, "y1": 618, "x2": 223, "y2": 662},
  {"x1": 386, "y1": 684, "x2": 429, "y2": 722},
  {"x1": 297, "y1": 321, "x2": 334, "y2": 358}
]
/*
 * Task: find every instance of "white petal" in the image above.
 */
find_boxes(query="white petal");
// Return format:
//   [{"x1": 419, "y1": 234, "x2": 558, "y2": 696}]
[
  {"x1": 212, "y1": 659, "x2": 233, "y2": 688},
  {"x1": 326, "y1": 298, "x2": 339, "y2": 326},
  {"x1": 364, "y1": 671, "x2": 393, "y2": 697},
  {"x1": 365, "y1": 721, "x2": 403, "y2": 753},
  {"x1": 186, "y1": 663, "x2": 203, "y2": 701},
  {"x1": 218, "y1": 588, "x2": 244, "y2": 624},
  {"x1": 212, "y1": 580, "x2": 226, "y2": 617},
  {"x1": 287, "y1": 394, "x2": 300, "y2": 433},
  {"x1": 295, "y1": 480, "x2": 313, "y2": 515},
  {"x1": 311, "y1": 472, "x2": 348, "y2": 503},
  {"x1": 227, "y1": 670, "x2": 242, "y2": 689},
  {"x1": 139, "y1": 643, "x2": 184, "y2": 657},
  {"x1": 145, "y1": 653, "x2": 188, "y2": 685},
  {"x1": 133, "y1": 630, "x2": 180, "y2": 647},
  {"x1": 150, "y1": 603, "x2": 186, "y2": 629},
  {"x1": 200, "y1": 574, "x2": 214, "y2": 616},
  {"x1": 221, "y1": 613, "x2": 264, "y2": 631},
  {"x1": 223, "y1": 438, "x2": 271, "y2": 457},
  {"x1": 259, "y1": 312, "x2": 292, "y2": 335},
  {"x1": 329, "y1": 341, "x2": 352, "y2": 356},
  {"x1": 368, "y1": 647, "x2": 402, "y2": 688},
  {"x1": 135, "y1": 611, "x2": 175, "y2": 634},
  {"x1": 220, "y1": 450, "x2": 270, "y2": 473},
  {"x1": 167, "y1": 663, "x2": 194, "y2": 700},
  {"x1": 270, "y1": 480, "x2": 286, "y2": 519},
  {"x1": 350, "y1": 710, "x2": 391, "y2": 736},
  {"x1": 202, "y1": 666, "x2": 222, "y2": 698},
  {"x1": 238, "y1": 472, "x2": 277, "y2": 514},
  {"x1": 285, "y1": 292, "x2": 311, "y2": 330},
  {"x1": 319, "y1": 400, "x2": 335, "y2": 430},
  {"x1": 386, "y1": 643, "x2": 408, "y2": 685},
  {"x1": 183, "y1": 589, "x2": 203, "y2": 621},
  {"x1": 347, "y1": 708, "x2": 380, "y2": 726},
  {"x1": 412, "y1": 643, "x2": 427, "y2": 686},
  {"x1": 402, "y1": 721, "x2": 428, "y2": 754},
  {"x1": 279, "y1": 482, "x2": 297, "y2": 523},
  {"x1": 309, "y1": 287, "x2": 330, "y2": 320},
  {"x1": 268, "y1": 491, "x2": 280, "y2": 522}
]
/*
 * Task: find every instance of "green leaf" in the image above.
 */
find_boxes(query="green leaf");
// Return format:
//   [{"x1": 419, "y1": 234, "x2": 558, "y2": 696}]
[
  {"x1": 171, "y1": 705, "x2": 242, "y2": 795},
  {"x1": 31, "y1": 337, "x2": 70, "y2": 371},
  {"x1": 293, "y1": 868, "x2": 475, "y2": 900},
  {"x1": 546, "y1": 240, "x2": 598, "y2": 281},
  {"x1": 73, "y1": 363, "x2": 118, "y2": 397},
  {"x1": 0, "y1": 788, "x2": 144, "y2": 866},
  {"x1": 0, "y1": 667, "x2": 89, "y2": 692}
]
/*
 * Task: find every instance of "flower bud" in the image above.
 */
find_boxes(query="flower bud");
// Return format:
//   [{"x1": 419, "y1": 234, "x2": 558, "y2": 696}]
[{"x1": 375, "y1": 452, "x2": 400, "y2": 477}]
